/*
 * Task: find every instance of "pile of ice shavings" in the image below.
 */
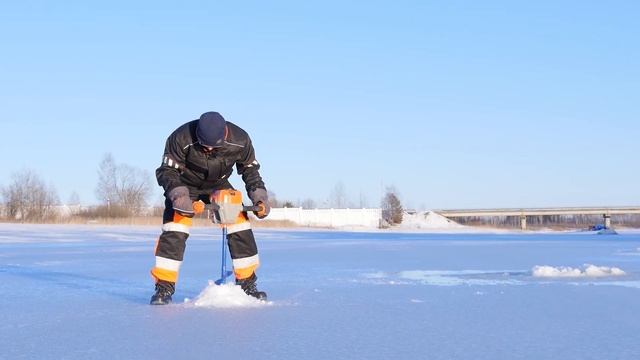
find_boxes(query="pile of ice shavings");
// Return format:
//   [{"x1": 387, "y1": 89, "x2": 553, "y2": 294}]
[{"x1": 189, "y1": 281, "x2": 272, "y2": 308}]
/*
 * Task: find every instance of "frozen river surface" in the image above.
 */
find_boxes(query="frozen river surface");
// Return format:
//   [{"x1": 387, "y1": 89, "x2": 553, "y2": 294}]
[{"x1": 1, "y1": 224, "x2": 639, "y2": 359}]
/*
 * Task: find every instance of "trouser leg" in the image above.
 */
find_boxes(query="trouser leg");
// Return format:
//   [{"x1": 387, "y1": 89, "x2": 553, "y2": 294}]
[
  {"x1": 226, "y1": 211, "x2": 260, "y2": 280},
  {"x1": 150, "y1": 198, "x2": 192, "y2": 291}
]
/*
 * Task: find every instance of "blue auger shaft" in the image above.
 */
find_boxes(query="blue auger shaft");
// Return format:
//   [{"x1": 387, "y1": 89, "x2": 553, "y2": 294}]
[{"x1": 221, "y1": 225, "x2": 228, "y2": 283}]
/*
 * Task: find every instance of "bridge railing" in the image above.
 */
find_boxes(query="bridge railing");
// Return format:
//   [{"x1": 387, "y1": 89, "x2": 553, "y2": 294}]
[{"x1": 436, "y1": 207, "x2": 640, "y2": 230}]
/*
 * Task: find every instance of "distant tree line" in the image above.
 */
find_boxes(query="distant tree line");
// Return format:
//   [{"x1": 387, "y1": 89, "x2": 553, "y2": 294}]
[
  {"x1": 1, "y1": 169, "x2": 59, "y2": 222},
  {"x1": 267, "y1": 182, "x2": 405, "y2": 228},
  {"x1": 0, "y1": 153, "x2": 152, "y2": 222},
  {"x1": 268, "y1": 182, "x2": 405, "y2": 226},
  {"x1": 455, "y1": 214, "x2": 640, "y2": 229},
  {"x1": 88, "y1": 153, "x2": 152, "y2": 218},
  {"x1": 9, "y1": 163, "x2": 637, "y2": 230},
  {"x1": 1, "y1": 164, "x2": 411, "y2": 225}
]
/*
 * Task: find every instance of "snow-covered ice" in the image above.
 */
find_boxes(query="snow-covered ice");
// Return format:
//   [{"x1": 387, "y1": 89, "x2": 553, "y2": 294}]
[{"x1": 2, "y1": 223, "x2": 640, "y2": 359}]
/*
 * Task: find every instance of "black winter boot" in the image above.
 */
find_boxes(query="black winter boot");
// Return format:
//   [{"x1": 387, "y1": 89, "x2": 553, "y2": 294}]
[
  {"x1": 236, "y1": 273, "x2": 267, "y2": 301},
  {"x1": 150, "y1": 281, "x2": 175, "y2": 305}
]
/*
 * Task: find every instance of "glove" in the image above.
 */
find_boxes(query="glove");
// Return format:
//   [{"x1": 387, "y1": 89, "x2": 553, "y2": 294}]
[
  {"x1": 193, "y1": 200, "x2": 206, "y2": 215},
  {"x1": 249, "y1": 188, "x2": 270, "y2": 219},
  {"x1": 168, "y1": 186, "x2": 194, "y2": 216}
]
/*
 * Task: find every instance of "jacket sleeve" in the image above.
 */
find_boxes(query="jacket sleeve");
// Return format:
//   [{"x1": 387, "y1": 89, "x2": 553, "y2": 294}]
[
  {"x1": 156, "y1": 132, "x2": 187, "y2": 194},
  {"x1": 236, "y1": 138, "x2": 266, "y2": 193}
]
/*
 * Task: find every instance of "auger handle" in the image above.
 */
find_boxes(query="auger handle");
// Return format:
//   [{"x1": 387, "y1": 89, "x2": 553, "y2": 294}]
[
  {"x1": 204, "y1": 203, "x2": 263, "y2": 212},
  {"x1": 243, "y1": 205, "x2": 263, "y2": 212}
]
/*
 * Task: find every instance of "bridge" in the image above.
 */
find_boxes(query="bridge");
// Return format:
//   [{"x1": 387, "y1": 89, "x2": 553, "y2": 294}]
[{"x1": 436, "y1": 207, "x2": 640, "y2": 230}]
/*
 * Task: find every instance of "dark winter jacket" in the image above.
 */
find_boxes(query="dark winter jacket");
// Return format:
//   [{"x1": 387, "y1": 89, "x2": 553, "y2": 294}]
[{"x1": 156, "y1": 120, "x2": 265, "y2": 196}]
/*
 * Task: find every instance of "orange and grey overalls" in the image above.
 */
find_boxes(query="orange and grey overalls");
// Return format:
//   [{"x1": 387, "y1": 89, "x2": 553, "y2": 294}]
[{"x1": 151, "y1": 119, "x2": 264, "y2": 289}]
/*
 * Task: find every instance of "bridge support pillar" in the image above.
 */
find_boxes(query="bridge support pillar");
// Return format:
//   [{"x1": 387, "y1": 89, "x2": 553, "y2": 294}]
[
  {"x1": 604, "y1": 214, "x2": 611, "y2": 229},
  {"x1": 520, "y1": 215, "x2": 527, "y2": 230}
]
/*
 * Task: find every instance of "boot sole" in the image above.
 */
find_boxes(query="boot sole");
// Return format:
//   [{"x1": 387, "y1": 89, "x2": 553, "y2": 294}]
[
  {"x1": 150, "y1": 301, "x2": 172, "y2": 305},
  {"x1": 150, "y1": 297, "x2": 173, "y2": 305}
]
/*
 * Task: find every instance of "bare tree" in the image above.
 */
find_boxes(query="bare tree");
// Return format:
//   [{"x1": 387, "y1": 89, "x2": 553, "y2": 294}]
[
  {"x1": 68, "y1": 191, "x2": 81, "y2": 206},
  {"x1": 300, "y1": 198, "x2": 316, "y2": 209},
  {"x1": 329, "y1": 182, "x2": 347, "y2": 208},
  {"x1": 267, "y1": 190, "x2": 280, "y2": 208},
  {"x1": 95, "y1": 153, "x2": 152, "y2": 215},
  {"x1": 1, "y1": 169, "x2": 59, "y2": 222},
  {"x1": 381, "y1": 186, "x2": 403, "y2": 224},
  {"x1": 358, "y1": 191, "x2": 369, "y2": 208},
  {"x1": 67, "y1": 191, "x2": 82, "y2": 216},
  {"x1": 115, "y1": 164, "x2": 152, "y2": 212},
  {"x1": 95, "y1": 153, "x2": 117, "y2": 205}
]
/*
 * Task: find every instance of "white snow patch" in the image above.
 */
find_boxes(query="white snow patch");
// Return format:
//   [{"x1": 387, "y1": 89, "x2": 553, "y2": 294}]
[
  {"x1": 595, "y1": 281, "x2": 640, "y2": 289},
  {"x1": 399, "y1": 270, "x2": 523, "y2": 286},
  {"x1": 532, "y1": 265, "x2": 626, "y2": 278},
  {"x1": 190, "y1": 281, "x2": 272, "y2": 308},
  {"x1": 399, "y1": 211, "x2": 465, "y2": 230},
  {"x1": 616, "y1": 248, "x2": 640, "y2": 256},
  {"x1": 98, "y1": 233, "x2": 146, "y2": 242},
  {"x1": 362, "y1": 271, "x2": 388, "y2": 279}
]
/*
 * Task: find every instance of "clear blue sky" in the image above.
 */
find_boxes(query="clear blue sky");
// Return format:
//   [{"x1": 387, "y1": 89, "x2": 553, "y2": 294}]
[{"x1": 1, "y1": 1, "x2": 638, "y2": 209}]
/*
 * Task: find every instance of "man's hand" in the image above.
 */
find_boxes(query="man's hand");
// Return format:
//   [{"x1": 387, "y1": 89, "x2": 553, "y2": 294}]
[
  {"x1": 193, "y1": 200, "x2": 206, "y2": 215},
  {"x1": 249, "y1": 188, "x2": 270, "y2": 219},
  {"x1": 168, "y1": 186, "x2": 194, "y2": 216},
  {"x1": 255, "y1": 202, "x2": 270, "y2": 219}
]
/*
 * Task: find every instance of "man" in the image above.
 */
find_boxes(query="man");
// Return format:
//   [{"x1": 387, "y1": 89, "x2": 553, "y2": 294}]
[{"x1": 150, "y1": 111, "x2": 270, "y2": 305}]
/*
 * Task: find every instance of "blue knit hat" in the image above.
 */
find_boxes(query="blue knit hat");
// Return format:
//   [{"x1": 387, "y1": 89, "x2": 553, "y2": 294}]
[{"x1": 196, "y1": 112, "x2": 226, "y2": 147}]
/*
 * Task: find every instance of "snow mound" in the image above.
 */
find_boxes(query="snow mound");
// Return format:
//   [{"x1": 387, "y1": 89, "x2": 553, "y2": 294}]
[
  {"x1": 191, "y1": 281, "x2": 272, "y2": 308},
  {"x1": 400, "y1": 211, "x2": 465, "y2": 229},
  {"x1": 532, "y1": 265, "x2": 626, "y2": 278}
]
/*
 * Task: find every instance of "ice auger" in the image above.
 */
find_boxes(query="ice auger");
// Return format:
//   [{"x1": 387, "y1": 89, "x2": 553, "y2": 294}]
[{"x1": 208, "y1": 189, "x2": 264, "y2": 285}]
